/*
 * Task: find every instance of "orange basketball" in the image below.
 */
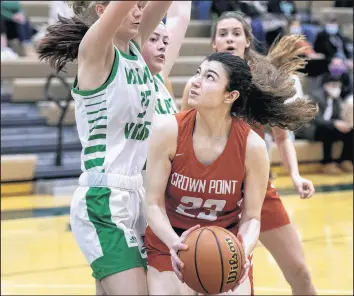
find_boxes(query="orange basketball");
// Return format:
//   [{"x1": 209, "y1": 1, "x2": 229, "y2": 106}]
[{"x1": 178, "y1": 226, "x2": 245, "y2": 294}]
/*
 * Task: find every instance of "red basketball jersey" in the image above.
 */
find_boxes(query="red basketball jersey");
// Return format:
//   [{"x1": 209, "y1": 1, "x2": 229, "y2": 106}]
[{"x1": 165, "y1": 110, "x2": 251, "y2": 234}]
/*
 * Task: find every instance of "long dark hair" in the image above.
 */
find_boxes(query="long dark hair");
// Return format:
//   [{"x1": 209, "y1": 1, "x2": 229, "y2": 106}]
[
  {"x1": 205, "y1": 52, "x2": 318, "y2": 131},
  {"x1": 37, "y1": 1, "x2": 109, "y2": 72}
]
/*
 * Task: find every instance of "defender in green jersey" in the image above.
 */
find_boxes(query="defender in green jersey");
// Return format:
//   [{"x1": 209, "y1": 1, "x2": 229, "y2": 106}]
[{"x1": 37, "y1": 1, "x2": 173, "y2": 294}]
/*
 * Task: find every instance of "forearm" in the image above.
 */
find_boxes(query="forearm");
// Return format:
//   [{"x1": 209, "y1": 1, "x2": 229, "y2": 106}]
[
  {"x1": 146, "y1": 204, "x2": 179, "y2": 249},
  {"x1": 237, "y1": 218, "x2": 260, "y2": 258},
  {"x1": 276, "y1": 137, "x2": 300, "y2": 178}
]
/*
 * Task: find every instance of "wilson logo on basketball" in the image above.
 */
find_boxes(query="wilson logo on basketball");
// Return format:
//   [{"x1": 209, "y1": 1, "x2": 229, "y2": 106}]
[{"x1": 225, "y1": 237, "x2": 239, "y2": 284}]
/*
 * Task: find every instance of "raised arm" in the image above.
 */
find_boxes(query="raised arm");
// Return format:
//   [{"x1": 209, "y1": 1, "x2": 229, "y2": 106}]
[
  {"x1": 145, "y1": 115, "x2": 179, "y2": 249},
  {"x1": 78, "y1": 1, "x2": 138, "y2": 90},
  {"x1": 239, "y1": 130, "x2": 269, "y2": 258},
  {"x1": 161, "y1": 1, "x2": 192, "y2": 79},
  {"x1": 135, "y1": 1, "x2": 173, "y2": 48},
  {"x1": 80, "y1": 1, "x2": 138, "y2": 62}
]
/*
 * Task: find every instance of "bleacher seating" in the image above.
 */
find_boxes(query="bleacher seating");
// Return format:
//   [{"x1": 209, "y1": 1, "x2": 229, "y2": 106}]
[{"x1": 1, "y1": 0, "x2": 352, "y2": 193}]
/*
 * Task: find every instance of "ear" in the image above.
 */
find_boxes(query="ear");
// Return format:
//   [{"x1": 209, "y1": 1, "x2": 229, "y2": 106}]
[
  {"x1": 95, "y1": 3, "x2": 106, "y2": 17},
  {"x1": 245, "y1": 38, "x2": 251, "y2": 49},
  {"x1": 224, "y1": 90, "x2": 240, "y2": 105}
]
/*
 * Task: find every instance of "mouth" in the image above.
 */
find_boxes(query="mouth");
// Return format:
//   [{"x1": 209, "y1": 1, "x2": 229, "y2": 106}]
[
  {"x1": 156, "y1": 54, "x2": 165, "y2": 62},
  {"x1": 189, "y1": 89, "x2": 199, "y2": 98},
  {"x1": 132, "y1": 22, "x2": 140, "y2": 26},
  {"x1": 225, "y1": 46, "x2": 236, "y2": 53}
]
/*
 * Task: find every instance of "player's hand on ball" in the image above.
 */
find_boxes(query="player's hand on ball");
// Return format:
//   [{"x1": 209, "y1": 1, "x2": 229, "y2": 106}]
[
  {"x1": 292, "y1": 175, "x2": 315, "y2": 199},
  {"x1": 170, "y1": 224, "x2": 200, "y2": 282},
  {"x1": 231, "y1": 233, "x2": 250, "y2": 292}
]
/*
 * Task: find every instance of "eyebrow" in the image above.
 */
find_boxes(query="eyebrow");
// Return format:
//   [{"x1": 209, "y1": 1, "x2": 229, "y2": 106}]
[
  {"x1": 218, "y1": 27, "x2": 242, "y2": 31},
  {"x1": 208, "y1": 69, "x2": 220, "y2": 78},
  {"x1": 197, "y1": 67, "x2": 220, "y2": 78}
]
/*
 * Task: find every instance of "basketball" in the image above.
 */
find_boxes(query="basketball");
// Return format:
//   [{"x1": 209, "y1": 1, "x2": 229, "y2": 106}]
[{"x1": 178, "y1": 226, "x2": 246, "y2": 294}]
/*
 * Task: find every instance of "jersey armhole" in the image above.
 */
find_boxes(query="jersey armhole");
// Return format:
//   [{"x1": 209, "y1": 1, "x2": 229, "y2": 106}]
[{"x1": 72, "y1": 47, "x2": 120, "y2": 96}]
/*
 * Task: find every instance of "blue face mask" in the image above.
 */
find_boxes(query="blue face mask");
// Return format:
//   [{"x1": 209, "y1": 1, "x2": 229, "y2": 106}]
[
  {"x1": 280, "y1": 2, "x2": 294, "y2": 16},
  {"x1": 289, "y1": 26, "x2": 302, "y2": 35},
  {"x1": 325, "y1": 24, "x2": 339, "y2": 35}
]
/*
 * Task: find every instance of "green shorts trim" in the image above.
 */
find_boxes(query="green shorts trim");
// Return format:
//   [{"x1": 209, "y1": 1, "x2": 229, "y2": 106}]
[{"x1": 85, "y1": 187, "x2": 146, "y2": 280}]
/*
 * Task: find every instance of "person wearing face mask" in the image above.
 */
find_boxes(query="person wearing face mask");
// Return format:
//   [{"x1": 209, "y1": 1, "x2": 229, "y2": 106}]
[
  {"x1": 296, "y1": 73, "x2": 353, "y2": 174},
  {"x1": 328, "y1": 57, "x2": 353, "y2": 99},
  {"x1": 314, "y1": 16, "x2": 352, "y2": 64},
  {"x1": 287, "y1": 19, "x2": 325, "y2": 60}
]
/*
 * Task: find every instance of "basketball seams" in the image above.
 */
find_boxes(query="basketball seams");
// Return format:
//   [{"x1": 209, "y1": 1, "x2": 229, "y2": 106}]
[
  {"x1": 208, "y1": 228, "x2": 225, "y2": 294},
  {"x1": 194, "y1": 228, "x2": 209, "y2": 294}
]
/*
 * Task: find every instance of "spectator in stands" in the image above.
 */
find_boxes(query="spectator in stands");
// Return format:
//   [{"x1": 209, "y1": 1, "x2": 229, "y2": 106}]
[
  {"x1": 267, "y1": 0, "x2": 297, "y2": 18},
  {"x1": 328, "y1": 57, "x2": 353, "y2": 99},
  {"x1": 265, "y1": 0, "x2": 298, "y2": 49},
  {"x1": 1, "y1": 18, "x2": 18, "y2": 60},
  {"x1": 314, "y1": 15, "x2": 352, "y2": 64},
  {"x1": 287, "y1": 19, "x2": 325, "y2": 60},
  {"x1": 1, "y1": 1, "x2": 36, "y2": 57},
  {"x1": 296, "y1": 73, "x2": 353, "y2": 174}
]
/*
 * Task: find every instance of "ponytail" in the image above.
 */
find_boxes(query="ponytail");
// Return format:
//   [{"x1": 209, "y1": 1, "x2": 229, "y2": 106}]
[
  {"x1": 37, "y1": 15, "x2": 89, "y2": 72},
  {"x1": 237, "y1": 35, "x2": 318, "y2": 130}
]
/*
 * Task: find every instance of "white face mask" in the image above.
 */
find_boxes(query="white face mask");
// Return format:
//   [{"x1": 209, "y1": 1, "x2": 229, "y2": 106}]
[{"x1": 326, "y1": 87, "x2": 341, "y2": 98}]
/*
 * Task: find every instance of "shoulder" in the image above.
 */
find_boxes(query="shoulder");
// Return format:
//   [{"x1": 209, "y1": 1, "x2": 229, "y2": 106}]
[
  {"x1": 150, "y1": 114, "x2": 178, "y2": 158},
  {"x1": 246, "y1": 130, "x2": 268, "y2": 159},
  {"x1": 151, "y1": 114, "x2": 178, "y2": 143}
]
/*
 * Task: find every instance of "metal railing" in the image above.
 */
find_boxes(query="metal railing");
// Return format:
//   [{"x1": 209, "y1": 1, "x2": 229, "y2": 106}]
[{"x1": 44, "y1": 74, "x2": 73, "y2": 166}]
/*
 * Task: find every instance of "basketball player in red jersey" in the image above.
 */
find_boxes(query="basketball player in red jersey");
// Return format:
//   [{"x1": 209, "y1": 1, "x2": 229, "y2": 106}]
[
  {"x1": 181, "y1": 12, "x2": 317, "y2": 295},
  {"x1": 144, "y1": 52, "x2": 317, "y2": 295}
]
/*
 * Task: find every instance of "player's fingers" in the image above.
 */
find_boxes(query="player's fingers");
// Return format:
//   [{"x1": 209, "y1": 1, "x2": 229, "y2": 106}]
[
  {"x1": 182, "y1": 224, "x2": 200, "y2": 239},
  {"x1": 297, "y1": 185, "x2": 305, "y2": 198},
  {"x1": 170, "y1": 249, "x2": 184, "y2": 269},
  {"x1": 308, "y1": 184, "x2": 315, "y2": 198},
  {"x1": 171, "y1": 259, "x2": 183, "y2": 282}
]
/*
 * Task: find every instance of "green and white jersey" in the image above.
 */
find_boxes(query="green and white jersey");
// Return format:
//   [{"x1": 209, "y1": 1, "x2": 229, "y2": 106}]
[
  {"x1": 72, "y1": 41, "x2": 156, "y2": 177},
  {"x1": 153, "y1": 73, "x2": 178, "y2": 115}
]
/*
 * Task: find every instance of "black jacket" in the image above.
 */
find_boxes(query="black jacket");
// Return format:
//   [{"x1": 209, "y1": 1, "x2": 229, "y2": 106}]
[
  {"x1": 314, "y1": 30, "x2": 351, "y2": 61},
  {"x1": 296, "y1": 89, "x2": 342, "y2": 140}
]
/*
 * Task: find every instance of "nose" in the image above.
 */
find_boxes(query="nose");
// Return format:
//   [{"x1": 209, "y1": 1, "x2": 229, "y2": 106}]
[
  {"x1": 158, "y1": 41, "x2": 166, "y2": 53},
  {"x1": 226, "y1": 33, "x2": 234, "y2": 43},
  {"x1": 133, "y1": 6, "x2": 143, "y2": 19},
  {"x1": 191, "y1": 76, "x2": 201, "y2": 88}
]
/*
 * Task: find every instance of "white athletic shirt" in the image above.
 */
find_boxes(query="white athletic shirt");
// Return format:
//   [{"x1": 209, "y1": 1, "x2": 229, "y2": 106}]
[
  {"x1": 153, "y1": 73, "x2": 178, "y2": 115},
  {"x1": 71, "y1": 40, "x2": 156, "y2": 177}
]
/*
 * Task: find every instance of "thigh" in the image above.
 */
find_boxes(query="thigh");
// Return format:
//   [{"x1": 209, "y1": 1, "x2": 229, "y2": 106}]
[
  {"x1": 147, "y1": 266, "x2": 196, "y2": 295},
  {"x1": 70, "y1": 187, "x2": 146, "y2": 280},
  {"x1": 95, "y1": 279, "x2": 106, "y2": 295},
  {"x1": 101, "y1": 267, "x2": 147, "y2": 295},
  {"x1": 259, "y1": 224, "x2": 306, "y2": 270}
]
